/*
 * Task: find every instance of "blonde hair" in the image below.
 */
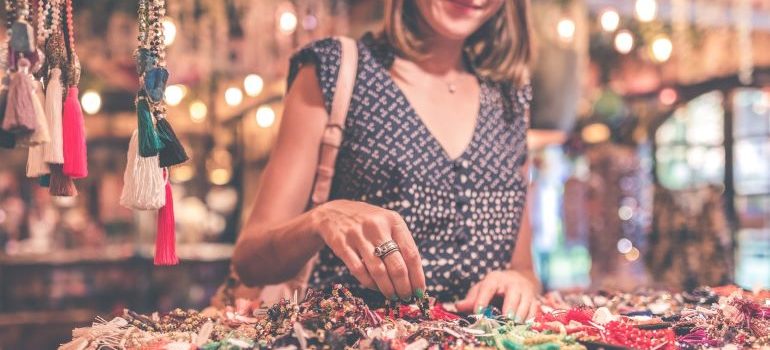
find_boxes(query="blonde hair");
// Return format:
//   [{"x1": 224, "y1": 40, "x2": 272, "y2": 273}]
[{"x1": 383, "y1": 0, "x2": 533, "y2": 85}]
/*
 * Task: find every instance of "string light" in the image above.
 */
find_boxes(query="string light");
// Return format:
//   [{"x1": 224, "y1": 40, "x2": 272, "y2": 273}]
[
  {"x1": 255, "y1": 105, "x2": 276, "y2": 128},
  {"x1": 614, "y1": 30, "x2": 634, "y2": 54},
  {"x1": 164, "y1": 84, "x2": 186, "y2": 106},
  {"x1": 635, "y1": 0, "x2": 657, "y2": 22},
  {"x1": 224, "y1": 87, "x2": 243, "y2": 106},
  {"x1": 244, "y1": 74, "x2": 264, "y2": 97},
  {"x1": 625, "y1": 247, "x2": 641, "y2": 261},
  {"x1": 162, "y1": 17, "x2": 176, "y2": 46},
  {"x1": 617, "y1": 238, "x2": 633, "y2": 254},
  {"x1": 189, "y1": 100, "x2": 208, "y2": 123},
  {"x1": 659, "y1": 88, "x2": 678, "y2": 105},
  {"x1": 582, "y1": 123, "x2": 611, "y2": 143},
  {"x1": 651, "y1": 36, "x2": 673, "y2": 62},
  {"x1": 277, "y1": 5, "x2": 298, "y2": 34},
  {"x1": 81, "y1": 90, "x2": 102, "y2": 115},
  {"x1": 557, "y1": 18, "x2": 576, "y2": 43},
  {"x1": 599, "y1": 9, "x2": 620, "y2": 32}
]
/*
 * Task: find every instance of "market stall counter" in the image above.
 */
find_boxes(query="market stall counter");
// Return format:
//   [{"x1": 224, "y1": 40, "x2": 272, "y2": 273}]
[{"x1": 59, "y1": 285, "x2": 770, "y2": 350}]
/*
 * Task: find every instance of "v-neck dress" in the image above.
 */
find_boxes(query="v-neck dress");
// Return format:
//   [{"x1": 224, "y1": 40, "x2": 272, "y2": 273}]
[{"x1": 287, "y1": 33, "x2": 533, "y2": 303}]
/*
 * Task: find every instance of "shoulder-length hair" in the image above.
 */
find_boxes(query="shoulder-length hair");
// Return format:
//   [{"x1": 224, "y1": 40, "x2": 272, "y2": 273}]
[{"x1": 382, "y1": 0, "x2": 533, "y2": 86}]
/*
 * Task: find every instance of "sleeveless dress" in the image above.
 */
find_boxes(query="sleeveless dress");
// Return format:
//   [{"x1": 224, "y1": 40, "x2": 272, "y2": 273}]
[{"x1": 287, "y1": 33, "x2": 533, "y2": 303}]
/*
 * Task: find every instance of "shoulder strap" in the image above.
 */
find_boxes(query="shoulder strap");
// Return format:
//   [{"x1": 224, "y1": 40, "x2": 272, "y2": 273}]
[{"x1": 310, "y1": 37, "x2": 358, "y2": 206}]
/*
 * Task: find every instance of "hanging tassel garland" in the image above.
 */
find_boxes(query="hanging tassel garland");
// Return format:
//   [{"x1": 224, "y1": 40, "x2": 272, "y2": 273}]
[
  {"x1": 155, "y1": 171, "x2": 178, "y2": 266},
  {"x1": 2, "y1": 59, "x2": 37, "y2": 135},
  {"x1": 120, "y1": 130, "x2": 165, "y2": 210},
  {"x1": 24, "y1": 81, "x2": 51, "y2": 146},
  {"x1": 43, "y1": 68, "x2": 65, "y2": 164},
  {"x1": 27, "y1": 144, "x2": 50, "y2": 177},
  {"x1": 49, "y1": 164, "x2": 78, "y2": 196},
  {"x1": 156, "y1": 117, "x2": 188, "y2": 167},
  {"x1": 39, "y1": 174, "x2": 51, "y2": 187},
  {"x1": 62, "y1": 86, "x2": 88, "y2": 178},
  {"x1": 136, "y1": 97, "x2": 163, "y2": 157}
]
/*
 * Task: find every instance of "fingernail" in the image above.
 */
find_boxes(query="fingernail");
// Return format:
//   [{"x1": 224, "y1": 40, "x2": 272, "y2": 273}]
[
  {"x1": 414, "y1": 288, "x2": 424, "y2": 298},
  {"x1": 475, "y1": 305, "x2": 485, "y2": 314},
  {"x1": 390, "y1": 295, "x2": 399, "y2": 302},
  {"x1": 401, "y1": 296, "x2": 413, "y2": 303},
  {"x1": 514, "y1": 315, "x2": 522, "y2": 323},
  {"x1": 505, "y1": 312, "x2": 515, "y2": 320}
]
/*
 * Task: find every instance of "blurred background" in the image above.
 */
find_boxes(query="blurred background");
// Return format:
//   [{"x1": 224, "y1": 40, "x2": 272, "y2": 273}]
[{"x1": 0, "y1": 0, "x2": 769, "y2": 347}]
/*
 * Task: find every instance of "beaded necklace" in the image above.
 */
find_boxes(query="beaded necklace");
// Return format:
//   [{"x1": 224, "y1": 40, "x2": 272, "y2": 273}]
[{"x1": 35, "y1": 0, "x2": 62, "y2": 45}]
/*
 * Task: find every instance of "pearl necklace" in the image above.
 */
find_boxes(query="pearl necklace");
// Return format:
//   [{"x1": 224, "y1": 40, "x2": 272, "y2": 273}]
[{"x1": 36, "y1": 0, "x2": 62, "y2": 45}]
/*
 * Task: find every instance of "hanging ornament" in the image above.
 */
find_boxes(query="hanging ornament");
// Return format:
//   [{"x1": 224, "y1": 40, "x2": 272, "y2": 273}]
[
  {"x1": 119, "y1": 130, "x2": 166, "y2": 210},
  {"x1": 60, "y1": 0, "x2": 87, "y2": 178},
  {"x1": 2, "y1": 58, "x2": 37, "y2": 135},
  {"x1": 9, "y1": 0, "x2": 34, "y2": 53},
  {"x1": 155, "y1": 169, "x2": 179, "y2": 266}
]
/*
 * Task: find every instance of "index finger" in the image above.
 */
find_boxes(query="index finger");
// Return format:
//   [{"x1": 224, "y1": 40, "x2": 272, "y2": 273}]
[{"x1": 388, "y1": 212, "x2": 426, "y2": 298}]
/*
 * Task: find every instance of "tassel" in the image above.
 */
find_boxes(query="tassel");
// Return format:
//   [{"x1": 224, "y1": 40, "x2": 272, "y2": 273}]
[
  {"x1": 49, "y1": 164, "x2": 78, "y2": 196},
  {"x1": 136, "y1": 97, "x2": 163, "y2": 157},
  {"x1": 27, "y1": 144, "x2": 50, "y2": 177},
  {"x1": 25, "y1": 81, "x2": 50, "y2": 146},
  {"x1": 155, "y1": 171, "x2": 178, "y2": 266},
  {"x1": 62, "y1": 86, "x2": 88, "y2": 178},
  {"x1": 43, "y1": 68, "x2": 64, "y2": 164},
  {"x1": 0, "y1": 88, "x2": 15, "y2": 148},
  {"x1": 156, "y1": 117, "x2": 189, "y2": 167},
  {"x1": 120, "y1": 130, "x2": 166, "y2": 210},
  {"x1": 10, "y1": 18, "x2": 35, "y2": 53},
  {"x1": 2, "y1": 58, "x2": 37, "y2": 135},
  {"x1": 39, "y1": 174, "x2": 50, "y2": 187}
]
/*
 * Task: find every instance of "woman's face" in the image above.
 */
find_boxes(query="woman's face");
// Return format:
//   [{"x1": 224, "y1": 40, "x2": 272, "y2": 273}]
[{"x1": 413, "y1": 0, "x2": 504, "y2": 41}]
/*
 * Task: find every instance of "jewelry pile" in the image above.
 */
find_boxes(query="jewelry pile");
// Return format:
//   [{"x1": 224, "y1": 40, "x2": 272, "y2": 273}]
[{"x1": 59, "y1": 285, "x2": 770, "y2": 350}]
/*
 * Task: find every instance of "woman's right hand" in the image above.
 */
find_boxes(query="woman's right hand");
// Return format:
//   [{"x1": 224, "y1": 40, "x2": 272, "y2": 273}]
[{"x1": 311, "y1": 199, "x2": 426, "y2": 301}]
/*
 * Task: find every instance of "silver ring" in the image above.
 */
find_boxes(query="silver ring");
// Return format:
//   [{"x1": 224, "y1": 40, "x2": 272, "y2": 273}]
[{"x1": 373, "y1": 240, "x2": 400, "y2": 259}]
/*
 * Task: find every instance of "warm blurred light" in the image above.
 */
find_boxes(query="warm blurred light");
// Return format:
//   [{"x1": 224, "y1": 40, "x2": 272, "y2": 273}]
[
  {"x1": 617, "y1": 238, "x2": 633, "y2": 254},
  {"x1": 625, "y1": 247, "x2": 641, "y2": 261},
  {"x1": 618, "y1": 206, "x2": 634, "y2": 220},
  {"x1": 600, "y1": 9, "x2": 620, "y2": 32},
  {"x1": 582, "y1": 123, "x2": 611, "y2": 143},
  {"x1": 171, "y1": 164, "x2": 195, "y2": 183},
  {"x1": 557, "y1": 18, "x2": 576, "y2": 42},
  {"x1": 659, "y1": 88, "x2": 678, "y2": 106},
  {"x1": 81, "y1": 90, "x2": 101, "y2": 115},
  {"x1": 164, "y1": 84, "x2": 186, "y2": 106},
  {"x1": 209, "y1": 168, "x2": 232, "y2": 185},
  {"x1": 278, "y1": 8, "x2": 298, "y2": 34},
  {"x1": 224, "y1": 87, "x2": 243, "y2": 106},
  {"x1": 651, "y1": 36, "x2": 673, "y2": 62},
  {"x1": 614, "y1": 30, "x2": 634, "y2": 54},
  {"x1": 255, "y1": 105, "x2": 276, "y2": 128},
  {"x1": 303, "y1": 14, "x2": 318, "y2": 30},
  {"x1": 244, "y1": 74, "x2": 264, "y2": 97},
  {"x1": 162, "y1": 18, "x2": 176, "y2": 46},
  {"x1": 189, "y1": 100, "x2": 207, "y2": 123},
  {"x1": 635, "y1": 0, "x2": 657, "y2": 22}
]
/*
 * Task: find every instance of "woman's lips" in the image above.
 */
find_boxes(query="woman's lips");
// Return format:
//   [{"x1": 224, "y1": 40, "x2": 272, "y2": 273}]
[{"x1": 445, "y1": 0, "x2": 484, "y2": 11}]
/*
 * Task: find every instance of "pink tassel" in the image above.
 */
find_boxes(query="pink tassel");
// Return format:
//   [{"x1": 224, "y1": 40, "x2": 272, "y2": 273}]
[
  {"x1": 2, "y1": 58, "x2": 37, "y2": 135},
  {"x1": 62, "y1": 86, "x2": 88, "y2": 178},
  {"x1": 154, "y1": 171, "x2": 178, "y2": 266}
]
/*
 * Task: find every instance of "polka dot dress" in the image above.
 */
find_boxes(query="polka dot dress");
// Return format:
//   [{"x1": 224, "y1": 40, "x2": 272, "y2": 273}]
[{"x1": 287, "y1": 33, "x2": 532, "y2": 303}]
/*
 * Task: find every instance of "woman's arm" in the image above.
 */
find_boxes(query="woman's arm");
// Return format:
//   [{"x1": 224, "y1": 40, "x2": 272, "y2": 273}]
[
  {"x1": 232, "y1": 65, "x2": 329, "y2": 284},
  {"x1": 232, "y1": 64, "x2": 426, "y2": 300}
]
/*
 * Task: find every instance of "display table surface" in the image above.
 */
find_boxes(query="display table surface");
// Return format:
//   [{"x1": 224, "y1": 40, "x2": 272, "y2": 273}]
[{"x1": 58, "y1": 285, "x2": 770, "y2": 350}]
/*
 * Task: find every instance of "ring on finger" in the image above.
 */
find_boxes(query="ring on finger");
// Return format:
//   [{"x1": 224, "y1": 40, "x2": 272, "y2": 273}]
[{"x1": 373, "y1": 240, "x2": 400, "y2": 259}]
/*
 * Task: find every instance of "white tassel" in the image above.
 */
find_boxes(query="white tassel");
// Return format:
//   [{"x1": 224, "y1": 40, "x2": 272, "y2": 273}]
[
  {"x1": 120, "y1": 130, "x2": 165, "y2": 210},
  {"x1": 43, "y1": 68, "x2": 64, "y2": 164},
  {"x1": 25, "y1": 80, "x2": 50, "y2": 145},
  {"x1": 27, "y1": 144, "x2": 49, "y2": 177}
]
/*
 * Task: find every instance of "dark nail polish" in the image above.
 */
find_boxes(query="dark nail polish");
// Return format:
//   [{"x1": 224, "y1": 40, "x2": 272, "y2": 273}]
[
  {"x1": 401, "y1": 296, "x2": 413, "y2": 303},
  {"x1": 414, "y1": 288, "x2": 424, "y2": 298},
  {"x1": 390, "y1": 295, "x2": 399, "y2": 302}
]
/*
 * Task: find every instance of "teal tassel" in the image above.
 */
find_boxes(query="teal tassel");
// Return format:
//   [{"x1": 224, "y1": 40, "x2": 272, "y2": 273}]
[
  {"x1": 156, "y1": 118, "x2": 189, "y2": 167},
  {"x1": 136, "y1": 97, "x2": 163, "y2": 157},
  {"x1": 39, "y1": 174, "x2": 50, "y2": 187}
]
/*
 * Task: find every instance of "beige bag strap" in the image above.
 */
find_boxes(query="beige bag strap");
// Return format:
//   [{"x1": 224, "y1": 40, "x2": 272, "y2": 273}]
[{"x1": 310, "y1": 36, "x2": 358, "y2": 206}]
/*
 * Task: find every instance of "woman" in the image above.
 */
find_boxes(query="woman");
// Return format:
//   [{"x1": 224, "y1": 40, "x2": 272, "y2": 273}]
[{"x1": 233, "y1": 0, "x2": 539, "y2": 321}]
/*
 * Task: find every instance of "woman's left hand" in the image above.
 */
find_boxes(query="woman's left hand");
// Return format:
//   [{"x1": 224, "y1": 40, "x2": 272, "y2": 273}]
[{"x1": 453, "y1": 270, "x2": 540, "y2": 322}]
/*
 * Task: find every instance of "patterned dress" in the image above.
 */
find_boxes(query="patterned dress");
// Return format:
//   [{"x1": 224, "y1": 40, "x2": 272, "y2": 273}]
[{"x1": 287, "y1": 33, "x2": 532, "y2": 303}]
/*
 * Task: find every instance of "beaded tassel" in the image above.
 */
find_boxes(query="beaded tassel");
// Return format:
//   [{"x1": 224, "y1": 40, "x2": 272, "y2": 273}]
[
  {"x1": 43, "y1": 68, "x2": 64, "y2": 164},
  {"x1": 61, "y1": 86, "x2": 88, "y2": 178},
  {"x1": 2, "y1": 58, "x2": 37, "y2": 135},
  {"x1": 156, "y1": 116, "x2": 188, "y2": 167},
  {"x1": 120, "y1": 130, "x2": 165, "y2": 210},
  {"x1": 155, "y1": 170, "x2": 178, "y2": 265}
]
